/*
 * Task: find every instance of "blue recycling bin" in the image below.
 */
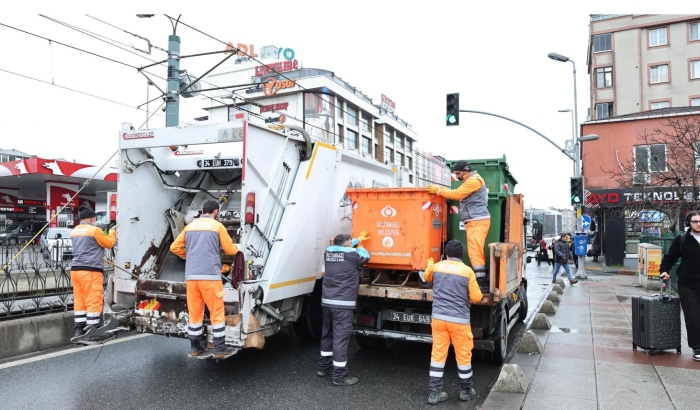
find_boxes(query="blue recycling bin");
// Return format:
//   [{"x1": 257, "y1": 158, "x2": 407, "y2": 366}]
[{"x1": 574, "y1": 233, "x2": 588, "y2": 256}]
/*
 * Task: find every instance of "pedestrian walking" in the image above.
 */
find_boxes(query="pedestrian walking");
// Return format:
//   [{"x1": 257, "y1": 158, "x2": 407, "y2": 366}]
[
  {"x1": 426, "y1": 160, "x2": 491, "y2": 289},
  {"x1": 317, "y1": 230, "x2": 371, "y2": 386},
  {"x1": 659, "y1": 210, "x2": 700, "y2": 361},
  {"x1": 70, "y1": 204, "x2": 117, "y2": 340},
  {"x1": 170, "y1": 200, "x2": 239, "y2": 359},
  {"x1": 420, "y1": 240, "x2": 484, "y2": 405},
  {"x1": 552, "y1": 233, "x2": 578, "y2": 285}
]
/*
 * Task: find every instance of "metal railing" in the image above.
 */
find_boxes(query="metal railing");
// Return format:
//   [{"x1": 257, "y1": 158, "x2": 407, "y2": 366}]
[{"x1": 0, "y1": 242, "x2": 115, "y2": 320}]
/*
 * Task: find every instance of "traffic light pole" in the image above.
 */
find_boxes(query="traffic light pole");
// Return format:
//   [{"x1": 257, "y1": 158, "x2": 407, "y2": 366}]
[{"x1": 569, "y1": 60, "x2": 587, "y2": 279}]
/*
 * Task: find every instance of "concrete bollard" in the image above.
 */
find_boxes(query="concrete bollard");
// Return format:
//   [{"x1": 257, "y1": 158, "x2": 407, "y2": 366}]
[
  {"x1": 491, "y1": 364, "x2": 529, "y2": 393},
  {"x1": 539, "y1": 300, "x2": 558, "y2": 314},
  {"x1": 530, "y1": 313, "x2": 552, "y2": 330},
  {"x1": 546, "y1": 291, "x2": 561, "y2": 303},
  {"x1": 517, "y1": 330, "x2": 544, "y2": 354},
  {"x1": 556, "y1": 278, "x2": 567, "y2": 288},
  {"x1": 552, "y1": 284, "x2": 564, "y2": 295}
]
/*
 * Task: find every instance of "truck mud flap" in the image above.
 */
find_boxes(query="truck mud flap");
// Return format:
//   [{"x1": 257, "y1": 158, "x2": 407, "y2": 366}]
[{"x1": 134, "y1": 279, "x2": 189, "y2": 336}]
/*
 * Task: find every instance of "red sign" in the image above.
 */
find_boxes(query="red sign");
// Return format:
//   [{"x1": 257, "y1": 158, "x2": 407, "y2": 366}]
[
  {"x1": 381, "y1": 94, "x2": 396, "y2": 112},
  {"x1": 260, "y1": 102, "x2": 289, "y2": 113},
  {"x1": 262, "y1": 78, "x2": 297, "y2": 96},
  {"x1": 0, "y1": 189, "x2": 18, "y2": 206},
  {"x1": 255, "y1": 60, "x2": 299, "y2": 77},
  {"x1": 17, "y1": 199, "x2": 47, "y2": 206}
]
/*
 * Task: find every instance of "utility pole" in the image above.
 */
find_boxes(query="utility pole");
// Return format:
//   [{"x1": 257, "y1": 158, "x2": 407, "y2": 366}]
[{"x1": 165, "y1": 17, "x2": 181, "y2": 127}]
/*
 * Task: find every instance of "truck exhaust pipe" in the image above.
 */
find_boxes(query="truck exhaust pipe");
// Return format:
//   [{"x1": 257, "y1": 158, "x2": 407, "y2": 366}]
[{"x1": 287, "y1": 125, "x2": 312, "y2": 161}]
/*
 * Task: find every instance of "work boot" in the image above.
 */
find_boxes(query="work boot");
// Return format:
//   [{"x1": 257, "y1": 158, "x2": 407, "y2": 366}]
[
  {"x1": 477, "y1": 277, "x2": 489, "y2": 291},
  {"x1": 427, "y1": 389, "x2": 447, "y2": 405},
  {"x1": 189, "y1": 339, "x2": 206, "y2": 357},
  {"x1": 460, "y1": 387, "x2": 476, "y2": 401},
  {"x1": 212, "y1": 346, "x2": 235, "y2": 359},
  {"x1": 333, "y1": 376, "x2": 359, "y2": 386},
  {"x1": 317, "y1": 369, "x2": 329, "y2": 377},
  {"x1": 82, "y1": 325, "x2": 98, "y2": 337},
  {"x1": 73, "y1": 327, "x2": 85, "y2": 338}
]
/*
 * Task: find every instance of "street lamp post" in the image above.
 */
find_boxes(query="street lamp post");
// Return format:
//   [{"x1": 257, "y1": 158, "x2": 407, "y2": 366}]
[
  {"x1": 559, "y1": 108, "x2": 575, "y2": 175},
  {"x1": 549, "y1": 52, "x2": 587, "y2": 279}
]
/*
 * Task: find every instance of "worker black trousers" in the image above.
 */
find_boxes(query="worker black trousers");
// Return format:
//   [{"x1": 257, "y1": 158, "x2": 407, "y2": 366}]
[
  {"x1": 679, "y1": 286, "x2": 700, "y2": 349},
  {"x1": 318, "y1": 307, "x2": 353, "y2": 382}
]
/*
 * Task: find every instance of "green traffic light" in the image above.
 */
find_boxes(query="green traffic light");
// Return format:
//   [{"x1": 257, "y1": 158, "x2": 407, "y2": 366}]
[{"x1": 447, "y1": 114, "x2": 457, "y2": 124}]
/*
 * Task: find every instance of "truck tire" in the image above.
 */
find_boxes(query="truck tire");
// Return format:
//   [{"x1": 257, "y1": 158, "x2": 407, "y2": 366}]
[
  {"x1": 292, "y1": 279, "x2": 323, "y2": 340},
  {"x1": 491, "y1": 305, "x2": 508, "y2": 364},
  {"x1": 517, "y1": 283, "x2": 529, "y2": 322}
]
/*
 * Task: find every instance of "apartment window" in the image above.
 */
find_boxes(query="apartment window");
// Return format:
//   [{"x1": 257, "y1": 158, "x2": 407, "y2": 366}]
[
  {"x1": 596, "y1": 67, "x2": 613, "y2": 88},
  {"x1": 406, "y1": 139, "x2": 412, "y2": 151},
  {"x1": 360, "y1": 115, "x2": 370, "y2": 132},
  {"x1": 692, "y1": 98, "x2": 700, "y2": 106},
  {"x1": 595, "y1": 102, "x2": 613, "y2": 119},
  {"x1": 408, "y1": 156, "x2": 413, "y2": 170},
  {"x1": 691, "y1": 22, "x2": 700, "y2": 41},
  {"x1": 651, "y1": 101, "x2": 670, "y2": 110},
  {"x1": 345, "y1": 105, "x2": 358, "y2": 125},
  {"x1": 635, "y1": 144, "x2": 666, "y2": 173},
  {"x1": 593, "y1": 34, "x2": 612, "y2": 52},
  {"x1": 649, "y1": 28, "x2": 668, "y2": 47},
  {"x1": 650, "y1": 64, "x2": 669, "y2": 83},
  {"x1": 335, "y1": 99, "x2": 343, "y2": 119},
  {"x1": 384, "y1": 147, "x2": 394, "y2": 164},
  {"x1": 692, "y1": 60, "x2": 700, "y2": 79},
  {"x1": 346, "y1": 129, "x2": 358, "y2": 149},
  {"x1": 398, "y1": 153, "x2": 405, "y2": 167},
  {"x1": 384, "y1": 126, "x2": 393, "y2": 145},
  {"x1": 362, "y1": 137, "x2": 371, "y2": 154}
]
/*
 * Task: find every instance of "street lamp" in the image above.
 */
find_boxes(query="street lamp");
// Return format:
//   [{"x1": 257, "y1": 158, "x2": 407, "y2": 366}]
[{"x1": 550, "y1": 51, "x2": 587, "y2": 278}]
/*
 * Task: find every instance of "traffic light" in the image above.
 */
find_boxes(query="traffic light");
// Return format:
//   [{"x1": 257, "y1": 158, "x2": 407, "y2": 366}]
[
  {"x1": 446, "y1": 93, "x2": 459, "y2": 126},
  {"x1": 570, "y1": 176, "x2": 583, "y2": 206}
]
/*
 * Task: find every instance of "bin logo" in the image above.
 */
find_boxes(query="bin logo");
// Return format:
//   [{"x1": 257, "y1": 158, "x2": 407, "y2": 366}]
[
  {"x1": 381, "y1": 205, "x2": 397, "y2": 218},
  {"x1": 382, "y1": 236, "x2": 394, "y2": 248}
]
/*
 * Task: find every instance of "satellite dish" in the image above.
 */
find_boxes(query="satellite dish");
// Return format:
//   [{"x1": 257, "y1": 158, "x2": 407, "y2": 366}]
[{"x1": 179, "y1": 74, "x2": 202, "y2": 98}]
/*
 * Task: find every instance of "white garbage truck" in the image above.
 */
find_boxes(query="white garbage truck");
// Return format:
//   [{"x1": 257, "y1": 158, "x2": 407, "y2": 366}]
[{"x1": 101, "y1": 117, "x2": 398, "y2": 357}]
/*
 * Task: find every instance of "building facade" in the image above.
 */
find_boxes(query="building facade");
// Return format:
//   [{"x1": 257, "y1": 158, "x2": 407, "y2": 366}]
[
  {"x1": 588, "y1": 14, "x2": 700, "y2": 120},
  {"x1": 413, "y1": 148, "x2": 451, "y2": 187},
  {"x1": 200, "y1": 46, "x2": 418, "y2": 183}
]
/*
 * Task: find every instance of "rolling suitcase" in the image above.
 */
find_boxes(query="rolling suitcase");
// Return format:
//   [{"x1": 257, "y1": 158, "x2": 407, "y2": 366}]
[{"x1": 632, "y1": 278, "x2": 682, "y2": 355}]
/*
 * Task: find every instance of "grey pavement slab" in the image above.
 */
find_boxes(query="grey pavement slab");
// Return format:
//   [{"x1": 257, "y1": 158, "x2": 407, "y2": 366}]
[
  {"x1": 595, "y1": 361, "x2": 660, "y2": 385},
  {"x1": 522, "y1": 393, "x2": 597, "y2": 410},
  {"x1": 597, "y1": 379, "x2": 674, "y2": 410},
  {"x1": 656, "y1": 365, "x2": 700, "y2": 388},
  {"x1": 665, "y1": 384, "x2": 700, "y2": 409},
  {"x1": 510, "y1": 352, "x2": 541, "y2": 368},
  {"x1": 480, "y1": 392, "x2": 526, "y2": 410},
  {"x1": 528, "y1": 371, "x2": 596, "y2": 401},
  {"x1": 535, "y1": 355, "x2": 595, "y2": 377},
  {"x1": 546, "y1": 331, "x2": 593, "y2": 346}
]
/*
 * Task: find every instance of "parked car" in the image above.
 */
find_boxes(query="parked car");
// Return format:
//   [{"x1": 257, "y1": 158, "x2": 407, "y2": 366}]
[
  {"x1": 40, "y1": 227, "x2": 73, "y2": 261},
  {"x1": 0, "y1": 221, "x2": 45, "y2": 245}
]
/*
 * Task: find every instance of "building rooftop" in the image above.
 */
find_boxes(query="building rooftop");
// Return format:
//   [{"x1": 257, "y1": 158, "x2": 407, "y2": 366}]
[
  {"x1": 0, "y1": 148, "x2": 31, "y2": 157},
  {"x1": 589, "y1": 14, "x2": 629, "y2": 22},
  {"x1": 584, "y1": 106, "x2": 700, "y2": 124}
]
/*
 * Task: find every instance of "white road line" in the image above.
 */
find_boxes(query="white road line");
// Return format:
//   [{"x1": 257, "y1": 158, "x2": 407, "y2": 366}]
[{"x1": 0, "y1": 333, "x2": 152, "y2": 370}]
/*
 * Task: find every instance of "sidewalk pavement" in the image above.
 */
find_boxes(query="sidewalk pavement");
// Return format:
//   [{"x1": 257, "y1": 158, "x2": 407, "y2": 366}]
[{"x1": 482, "y1": 272, "x2": 700, "y2": 410}]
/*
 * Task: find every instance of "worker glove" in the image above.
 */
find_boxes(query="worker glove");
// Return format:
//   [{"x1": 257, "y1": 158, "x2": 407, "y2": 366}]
[
  {"x1": 358, "y1": 229, "x2": 371, "y2": 243},
  {"x1": 426, "y1": 185, "x2": 440, "y2": 195},
  {"x1": 221, "y1": 264, "x2": 231, "y2": 275},
  {"x1": 427, "y1": 257, "x2": 434, "y2": 268}
]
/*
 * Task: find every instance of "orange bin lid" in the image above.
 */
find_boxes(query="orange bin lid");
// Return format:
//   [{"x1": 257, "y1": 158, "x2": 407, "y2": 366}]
[{"x1": 346, "y1": 188, "x2": 447, "y2": 271}]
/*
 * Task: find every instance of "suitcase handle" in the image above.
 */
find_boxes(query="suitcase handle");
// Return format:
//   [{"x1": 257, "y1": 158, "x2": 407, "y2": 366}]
[{"x1": 660, "y1": 277, "x2": 672, "y2": 303}]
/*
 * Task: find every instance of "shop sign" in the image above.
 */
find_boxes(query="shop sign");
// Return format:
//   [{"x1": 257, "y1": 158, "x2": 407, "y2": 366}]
[
  {"x1": 262, "y1": 78, "x2": 296, "y2": 96},
  {"x1": 260, "y1": 102, "x2": 289, "y2": 113},
  {"x1": 17, "y1": 199, "x2": 46, "y2": 206},
  {"x1": 225, "y1": 43, "x2": 259, "y2": 57},
  {"x1": 381, "y1": 94, "x2": 396, "y2": 112},
  {"x1": 647, "y1": 249, "x2": 662, "y2": 280},
  {"x1": 585, "y1": 187, "x2": 700, "y2": 208},
  {"x1": 255, "y1": 60, "x2": 299, "y2": 77}
]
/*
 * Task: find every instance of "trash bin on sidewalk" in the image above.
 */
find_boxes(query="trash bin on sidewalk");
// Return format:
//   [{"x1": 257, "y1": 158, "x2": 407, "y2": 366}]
[{"x1": 574, "y1": 233, "x2": 588, "y2": 256}]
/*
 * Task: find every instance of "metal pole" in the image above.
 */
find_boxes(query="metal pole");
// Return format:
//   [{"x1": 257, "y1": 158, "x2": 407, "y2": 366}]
[
  {"x1": 570, "y1": 59, "x2": 587, "y2": 279},
  {"x1": 146, "y1": 80, "x2": 149, "y2": 129},
  {"x1": 166, "y1": 34, "x2": 180, "y2": 127}
]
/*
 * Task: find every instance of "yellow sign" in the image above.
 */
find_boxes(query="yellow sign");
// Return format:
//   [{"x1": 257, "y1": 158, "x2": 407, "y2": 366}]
[
  {"x1": 647, "y1": 248, "x2": 662, "y2": 280},
  {"x1": 577, "y1": 209, "x2": 582, "y2": 218}
]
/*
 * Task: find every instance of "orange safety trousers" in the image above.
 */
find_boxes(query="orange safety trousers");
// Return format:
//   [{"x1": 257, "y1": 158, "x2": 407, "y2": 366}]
[
  {"x1": 186, "y1": 280, "x2": 225, "y2": 342},
  {"x1": 429, "y1": 318, "x2": 475, "y2": 390},
  {"x1": 71, "y1": 270, "x2": 104, "y2": 327},
  {"x1": 465, "y1": 219, "x2": 490, "y2": 268}
]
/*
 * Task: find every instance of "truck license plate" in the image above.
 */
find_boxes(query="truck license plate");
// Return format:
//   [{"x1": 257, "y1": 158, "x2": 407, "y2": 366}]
[
  {"x1": 203, "y1": 158, "x2": 235, "y2": 168},
  {"x1": 388, "y1": 311, "x2": 431, "y2": 324}
]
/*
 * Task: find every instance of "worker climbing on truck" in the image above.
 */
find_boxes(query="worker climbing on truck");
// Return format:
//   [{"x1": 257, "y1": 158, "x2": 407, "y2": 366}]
[
  {"x1": 317, "y1": 230, "x2": 371, "y2": 386},
  {"x1": 426, "y1": 160, "x2": 491, "y2": 288},
  {"x1": 170, "y1": 199, "x2": 239, "y2": 359},
  {"x1": 420, "y1": 240, "x2": 483, "y2": 405}
]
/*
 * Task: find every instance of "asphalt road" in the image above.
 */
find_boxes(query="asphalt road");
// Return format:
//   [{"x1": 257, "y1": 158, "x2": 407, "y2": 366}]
[{"x1": 0, "y1": 252, "x2": 552, "y2": 410}]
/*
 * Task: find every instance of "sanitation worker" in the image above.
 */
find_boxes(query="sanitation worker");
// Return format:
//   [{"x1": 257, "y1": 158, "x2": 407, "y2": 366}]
[
  {"x1": 170, "y1": 199, "x2": 238, "y2": 359},
  {"x1": 426, "y1": 160, "x2": 491, "y2": 288},
  {"x1": 70, "y1": 204, "x2": 117, "y2": 340},
  {"x1": 317, "y1": 230, "x2": 370, "y2": 386},
  {"x1": 420, "y1": 240, "x2": 483, "y2": 405}
]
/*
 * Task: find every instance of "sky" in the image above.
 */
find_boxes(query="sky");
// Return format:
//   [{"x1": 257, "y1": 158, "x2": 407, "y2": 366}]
[{"x1": 0, "y1": 2, "x2": 686, "y2": 209}]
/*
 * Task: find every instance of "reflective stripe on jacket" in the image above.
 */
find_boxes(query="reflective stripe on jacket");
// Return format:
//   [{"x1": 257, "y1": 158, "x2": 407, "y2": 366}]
[
  {"x1": 424, "y1": 258, "x2": 483, "y2": 324},
  {"x1": 169, "y1": 215, "x2": 238, "y2": 281},
  {"x1": 70, "y1": 224, "x2": 116, "y2": 272},
  {"x1": 321, "y1": 245, "x2": 370, "y2": 309}
]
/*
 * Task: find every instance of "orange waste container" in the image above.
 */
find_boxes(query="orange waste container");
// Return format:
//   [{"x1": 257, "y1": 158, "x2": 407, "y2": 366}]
[{"x1": 346, "y1": 188, "x2": 447, "y2": 271}]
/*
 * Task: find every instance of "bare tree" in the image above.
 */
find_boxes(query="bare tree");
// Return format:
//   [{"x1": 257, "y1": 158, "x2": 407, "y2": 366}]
[{"x1": 602, "y1": 116, "x2": 700, "y2": 234}]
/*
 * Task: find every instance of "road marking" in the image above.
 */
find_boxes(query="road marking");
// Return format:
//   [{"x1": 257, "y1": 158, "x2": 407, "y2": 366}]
[{"x1": 0, "y1": 333, "x2": 152, "y2": 370}]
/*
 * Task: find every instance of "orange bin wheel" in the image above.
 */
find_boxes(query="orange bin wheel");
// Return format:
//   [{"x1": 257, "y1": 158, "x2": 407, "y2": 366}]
[{"x1": 346, "y1": 188, "x2": 448, "y2": 271}]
